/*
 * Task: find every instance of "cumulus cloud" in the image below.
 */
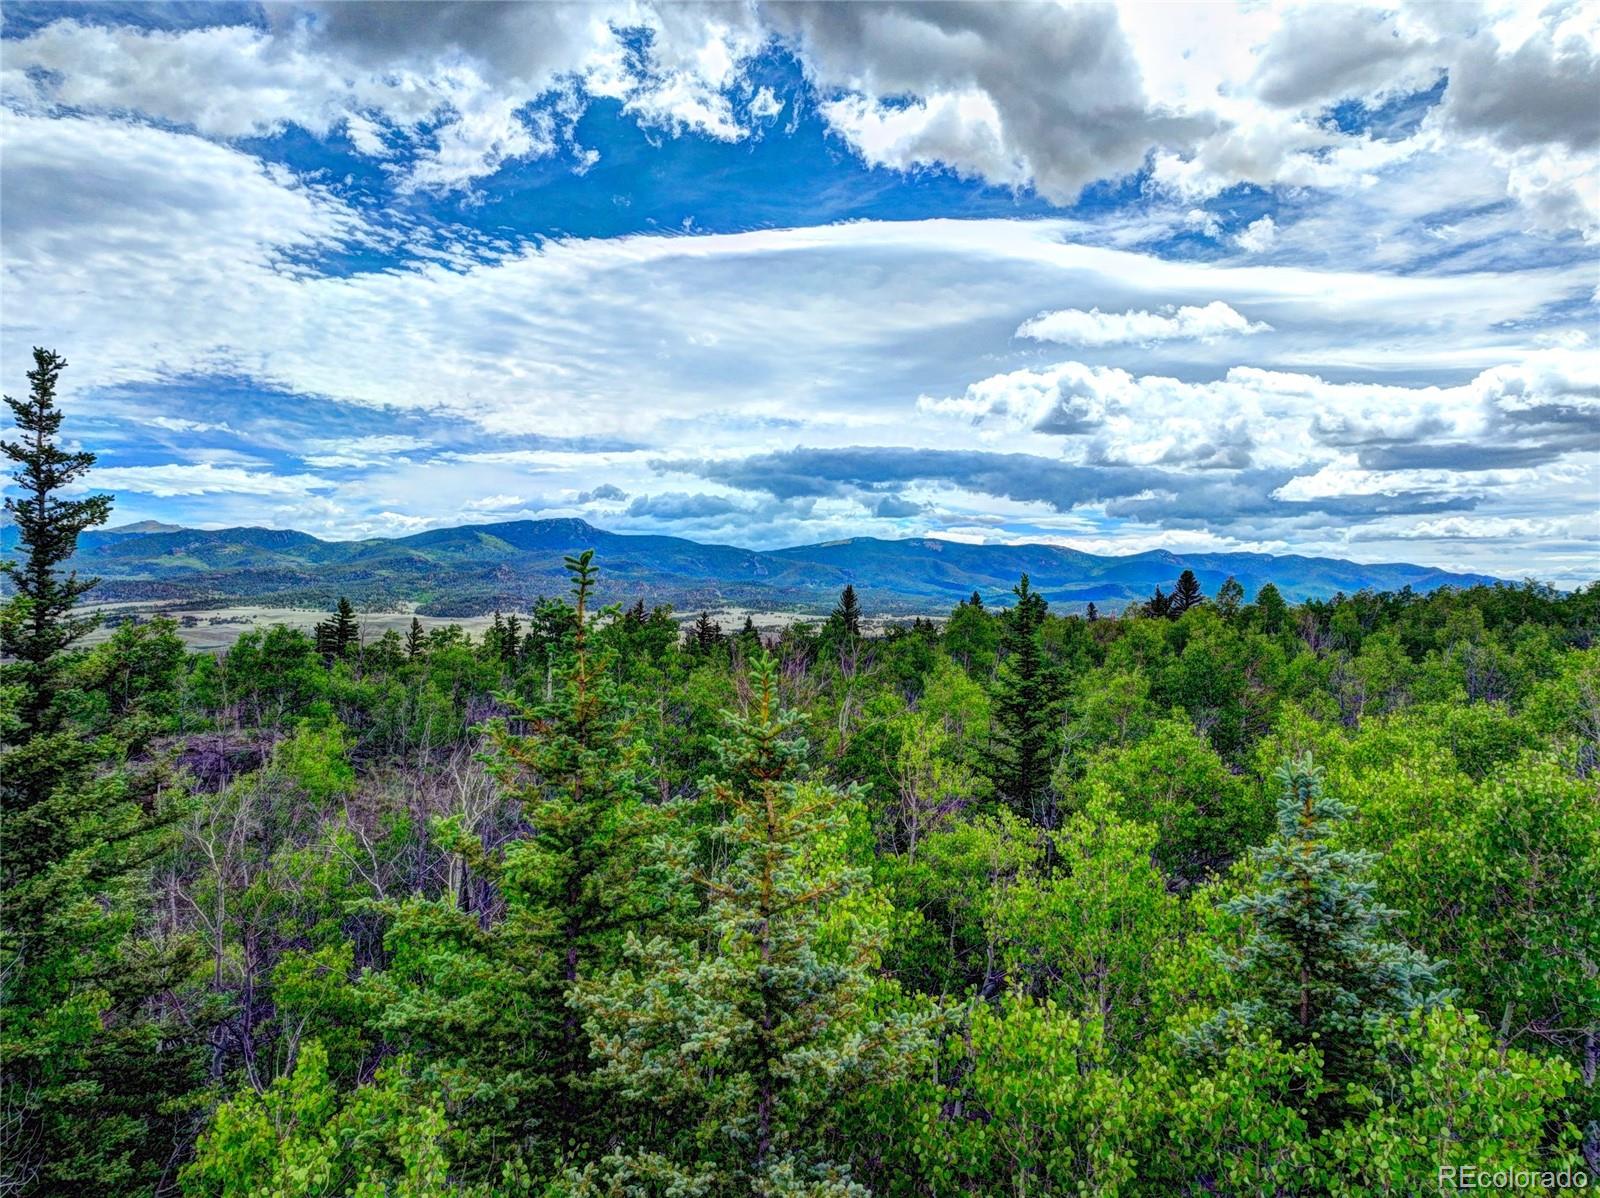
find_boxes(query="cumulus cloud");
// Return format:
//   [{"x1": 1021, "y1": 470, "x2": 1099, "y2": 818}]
[
  {"x1": 4, "y1": 1, "x2": 1597, "y2": 232},
  {"x1": 1017, "y1": 301, "x2": 1269, "y2": 346},
  {"x1": 1235, "y1": 216, "x2": 1278, "y2": 253},
  {"x1": 775, "y1": 1, "x2": 1210, "y2": 201},
  {"x1": 1247, "y1": 5, "x2": 1436, "y2": 109},
  {"x1": 3, "y1": 3, "x2": 1596, "y2": 578},
  {"x1": 1, "y1": 2, "x2": 762, "y2": 192}
]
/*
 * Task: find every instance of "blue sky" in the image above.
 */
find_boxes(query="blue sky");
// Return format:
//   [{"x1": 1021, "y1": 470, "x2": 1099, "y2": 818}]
[{"x1": 2, "y1": 1, "x2": 1596, "y2": 582}]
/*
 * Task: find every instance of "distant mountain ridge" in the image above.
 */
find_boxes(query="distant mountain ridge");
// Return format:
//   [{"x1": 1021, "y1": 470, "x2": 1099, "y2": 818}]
[{"x1": 1, "y1": 517, "x2": 1503, "y2": 616}]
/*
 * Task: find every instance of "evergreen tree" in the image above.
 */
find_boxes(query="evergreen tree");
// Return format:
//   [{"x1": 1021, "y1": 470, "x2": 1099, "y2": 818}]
[
  {"x1": 1144, "y1": 586, "x2": 1171, "y2": 619},
  {"x1": 316, "y1": 597, "x2": 359, "y2": 661},
  {"x1": 1086, "y1": 602, "x2": 1098, "y2": 622},
  {"x1": 1, "y1": 348, "x2": 113, "y2": 732},
  {"x1": 503, "y1": 611, "x2": 523, "y2": 666},
  {"x1": 969, "y1": 589, "x2": 984, "y2": 609},
  {"x1": 985, "y1": 575, "x2": 1064, "y2": 826},
  {"x1": 570, "y1": 651, "x2": 924, "y2": 1195},
  {"x1": 1171, "y1": 569, "x2": 1204, "y2": 615},
  {"x1": 1, "y1": 350, "x2": 198, "y2": 1194},
  {"x1": 1194, "y1": 755, "x2": 1449, "y2": 1121},
  {"x1": 736, "y1": 613, "x2": 762, "y2": 660},
  {"x1": 333, "y1": 596, "x2": 358, "y2": 655},
  {"x1": 831, "y1": 583, "x2": 862, "y2": 638},
  {"x1": 367, "y1": 550, "x2": 680, "y2": 1178},
  {"x1": 405, "y1": 615, "x2": 425, "y2": 660},
  {"x1": 691, "y1": 609, "x2": 724, "y2": 656}
]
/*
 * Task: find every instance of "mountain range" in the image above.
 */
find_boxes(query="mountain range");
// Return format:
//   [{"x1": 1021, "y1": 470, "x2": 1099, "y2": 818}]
[{"x1": 1, "y1": 518, "x2": 1503, "y2": 617}]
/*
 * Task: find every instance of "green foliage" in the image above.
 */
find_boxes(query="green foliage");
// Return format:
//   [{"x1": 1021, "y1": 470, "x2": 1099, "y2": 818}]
[
  {"x1": 273, "y1": 714, "x2": 357, "y2": 806},
  {"x1": 12, "y1": 529, "x2": 1597, "y2": 1196},
  {"x1": 570, "y1": 651, "x2": 928, "y2": 1195},
  {"x1": 984, "y1": 575, "x2": 1064, "y2": 825},
  {"x1": 1192, "y1": 756, "x2": 1450, "y2": 1121},
  {"x1": 1319, "y1": 1007, "x2": 1581, "y2": 1194},
  {"x1": 990, "y1": 798, "x2": 1177, "y2": 1053},
  {"x1": 1, "y1": 347, "x2": 114, "y2": 727},
  {"x1": 899, "y1": 996, "x2": 1138, "y2": 1197},
  {"x1": 1068, "y1": 716, "x2": 1261, "y2": 888},
  {"x1": 0, "y1": 352, "x2": 202, "y2": 1196},
  {"x1": 183, "y1": 1041, "x2": 458, "y2": 1198}
]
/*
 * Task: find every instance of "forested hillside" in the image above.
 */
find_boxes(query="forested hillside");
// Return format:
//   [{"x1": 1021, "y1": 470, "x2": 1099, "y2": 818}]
[
  {"x1": 5, "y1": 353, "x2": 1598, "y2": 1196},
  {"x1": 9, "y1": 516, "x2": 1498, "y2": 615}
]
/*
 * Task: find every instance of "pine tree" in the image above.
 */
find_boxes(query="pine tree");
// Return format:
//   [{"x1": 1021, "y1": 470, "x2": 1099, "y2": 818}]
[
  {"x1": 1171, "y1": 569, "x2": 1204, "y2": 615},
  {"x1": 985, "y1": 574, "x2": 1064, "y2": 826},
  {"x1": 570, "y1": 651, "x2": 923, "y2": 1194},
  {"x1": 832, "y1": 583, "x2": 862, "y2": 638},
  {"x1": 691, "y1": 609, "x2": 724, "y2": 656},
  {"x1": 969, "y1": 589, "x2": 984, "y2": 610},
  {"x1": 1, "y1": 350, "x2": 198, "y2": 1194},
  {"x1": 1, "y1": 348, "x2": 113, "y2": 733},
  {"x1": 1086, "y1": 602, "x2": 1098, "y2": 622},
  {"x1": 503, "y1": 612, "x2": 522, "y2": 666},
  {"x1": 736, "y1": 613, "x2": 762, "y2": 660},
  {"x1": 406, "y1": 615, "x2": 425, "y2": 660},
  {"x1": 371, "y1": 551, "x2": 680, "y2": 1178},
  {"x1": 1144, "y1": 585, "x2": 1171, "y2": 619},
  {"x1": 318, "y1": 597, "x2": 359, "y2": 660},
  {"x1": 1194, "y1": 755, "x2": 1449, "y2": 1121}
]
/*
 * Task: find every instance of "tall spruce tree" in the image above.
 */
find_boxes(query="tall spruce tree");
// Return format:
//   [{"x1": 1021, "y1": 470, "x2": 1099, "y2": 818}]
[
  {"x1": 1195, "y1": 755, "x2": 1449, "y2": 1122},
  {"x1": 985, "y1": 574, "x2": 1064, "y2": 826},
  {"x1": 405, "y1": 615, "x2": 425, "y2": 660},
  {"x1": 1171, "y1": 569, "x2": 1204, "y2": 615},
  {"x1": 691, "y1": 609, "x2": 724, "y2": 656},
  {"x1": 1144, "y1": 585, "x2": 1171, "y2": 620},
  {"x1": 570, "y1": 651, "x2": 923, "y2": 1195},
  {"x1": 369, "y1": 550, "x2": 680, "y2": 1179},
  {"x1": 1, "y1": 348, "x2": 112, "y2": 732},
  {"x1": 831, "y1": 583, "x2": 862, "y2": 638},
  {"x1": 332, "y1": 596, "x2": 358, "y2": 656},
  {"x1": 1, "y1": 349, "x2": 197, "y2": 1194}
]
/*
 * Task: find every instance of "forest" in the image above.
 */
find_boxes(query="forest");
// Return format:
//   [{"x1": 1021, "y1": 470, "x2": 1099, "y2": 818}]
[{"x1": 4, "y1": 351, "x2": 1598, "y2": 1196}]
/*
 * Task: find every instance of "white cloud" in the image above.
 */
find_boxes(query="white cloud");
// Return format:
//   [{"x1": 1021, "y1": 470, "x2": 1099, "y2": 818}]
[
  {"x1": 2, "y1": 0, "x2": 1596, "y2": 576},
  {"x1": 82, "y1": 463, "x2": 334, "y2": 497},
  {"x1": 1235, "y1": 216, "x2": 1278, "y2": 253},
  {"x1": 462, "y1": 493, "x2": 528, "y2": 512},
  {"x1": 147, "y1": 416, "x2": 238, "y2": 435},
  {"x1": 1017, "y1": 301, "x2": 1269, "y2": 346},
  {"x1": 4, "y1": 2, "x2": 1596, "y2": 234},
  {"x1": 749, "y1": 86, "x2": 784, "y2": 119}
]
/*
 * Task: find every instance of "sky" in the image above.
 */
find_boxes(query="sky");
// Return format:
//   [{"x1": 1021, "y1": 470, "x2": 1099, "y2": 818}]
[{"x1": 1, "y1": 1, "x2": 1597, "y2": 584}]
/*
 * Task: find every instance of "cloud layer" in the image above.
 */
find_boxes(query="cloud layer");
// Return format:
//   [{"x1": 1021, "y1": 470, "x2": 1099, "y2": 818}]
[{"x1": 0, "y1": 1, "x2": 1595, "y2": 584}]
